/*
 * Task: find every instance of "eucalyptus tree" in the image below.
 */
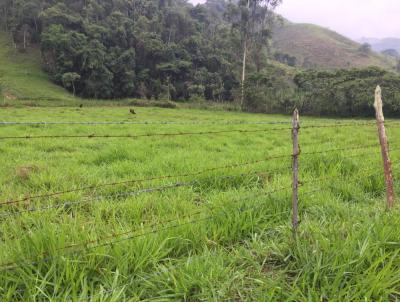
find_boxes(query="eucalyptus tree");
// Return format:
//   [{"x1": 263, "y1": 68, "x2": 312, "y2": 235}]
[{"x1": 227, "y1": 0, "x2": 282, "y2": 109}]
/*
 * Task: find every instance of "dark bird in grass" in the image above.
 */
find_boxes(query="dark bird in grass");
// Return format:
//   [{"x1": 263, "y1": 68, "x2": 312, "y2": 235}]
[
  {"x1": 130, "y1": 109, "x2": 136, "y2": 114},
  {"x1": 79, "y1": 104, "x2": 83, "y2": 108}
]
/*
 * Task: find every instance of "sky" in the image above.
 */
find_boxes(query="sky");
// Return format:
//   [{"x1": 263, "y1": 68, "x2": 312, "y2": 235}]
[{"x1": 189, "y1": 0, "x2": 400, "y2": 39}]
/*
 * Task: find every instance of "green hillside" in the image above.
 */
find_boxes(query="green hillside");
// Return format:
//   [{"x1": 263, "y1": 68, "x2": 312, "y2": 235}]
[
  {"x1": 272, "y1": 23, "x2": 396, "y2": 70},
  {"x1": 0, "y1": 32, "x2": 75, "y2": 103}
]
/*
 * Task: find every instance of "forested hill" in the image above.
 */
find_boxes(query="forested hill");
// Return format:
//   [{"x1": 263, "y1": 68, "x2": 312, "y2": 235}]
[
  {"x1": 1, "y1": 0, "x2": 245, "y2": 101},
  {"x1": 1, "y1": 0, "x2": 400, "y2": 117}
]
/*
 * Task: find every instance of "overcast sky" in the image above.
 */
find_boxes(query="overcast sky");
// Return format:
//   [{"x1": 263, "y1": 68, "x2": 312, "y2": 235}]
[{"x1": 189, "y1": 0, "x2": 400, "y2": 39}]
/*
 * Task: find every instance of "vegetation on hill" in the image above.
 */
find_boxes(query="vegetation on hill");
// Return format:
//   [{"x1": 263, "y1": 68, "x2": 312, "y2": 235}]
[
  {"x1": 294, "y1": 67, "x2": 400, "y2": 117},
  {"x1": 0, "y1": 31, "x2": 75, "y2": 102},
  {"x1": 1, "y1": 0, "x2": 400, "y2": 117},
  {"x1": 0, "y1": 0, "x2": 283, "y2": 103},
  {"x1": 272, "y1": 22, "x2": 396, "y2": 70},
  {"x1": 242, "y1": 66, "x2": 400, "y2": 117}
]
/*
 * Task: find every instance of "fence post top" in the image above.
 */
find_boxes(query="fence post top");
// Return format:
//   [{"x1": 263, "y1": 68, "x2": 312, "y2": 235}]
[
  {"x1": 374, "y1": 85, "x2": 384, "y2": 121},
  {"x1": 292, "y1": 108, "x2": 300, "y2": 127}
]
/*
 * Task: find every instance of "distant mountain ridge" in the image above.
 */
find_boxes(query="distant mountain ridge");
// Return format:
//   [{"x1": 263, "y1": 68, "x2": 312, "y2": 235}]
[{"x1": 358, "y1": 37, "x2": 400, "y2": 53}]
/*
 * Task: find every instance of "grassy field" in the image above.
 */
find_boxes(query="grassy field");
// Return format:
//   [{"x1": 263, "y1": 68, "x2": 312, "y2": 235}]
[
  {"x1": 0, "y1": 106, "x2": 400, "y2": 301},
  {"x1": 0, "y1": 32, "x2": 78, "y2": 104}
]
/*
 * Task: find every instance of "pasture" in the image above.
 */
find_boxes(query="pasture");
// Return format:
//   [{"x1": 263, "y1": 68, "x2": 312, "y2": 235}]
[{"x1": 0, "y1": 106, "x2": 400, "y2": 301}]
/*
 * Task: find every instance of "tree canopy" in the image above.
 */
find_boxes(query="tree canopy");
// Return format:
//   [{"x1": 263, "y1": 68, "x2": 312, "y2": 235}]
[
  {"x1": 2, "y1": 0, "x2": 400, "y2": 117},
  {"x1": 1, "y1": 0, "x2": 281, "y2": 101}
]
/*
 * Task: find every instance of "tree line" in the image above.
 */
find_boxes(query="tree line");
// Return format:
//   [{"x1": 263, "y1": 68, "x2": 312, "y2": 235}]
[
  {"x1": 1, "y1": 0, "x2": 400, "y2": 117},
  {"x1": 245, "y1": 66, "x2": 400, "y2": 117},
  {"x1": 0, "y1": 0, "x2": 281, "y2": 102}
]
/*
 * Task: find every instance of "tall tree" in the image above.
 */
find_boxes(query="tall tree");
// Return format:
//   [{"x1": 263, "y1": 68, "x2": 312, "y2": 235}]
[{"x1": 228, "y1": 0, "x2": 281, "y2": 109}]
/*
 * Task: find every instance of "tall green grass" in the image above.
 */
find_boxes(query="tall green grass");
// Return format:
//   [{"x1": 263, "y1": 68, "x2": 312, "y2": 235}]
[{"x1": 0, "y1": 107, "x2": 399, "y2": 301}]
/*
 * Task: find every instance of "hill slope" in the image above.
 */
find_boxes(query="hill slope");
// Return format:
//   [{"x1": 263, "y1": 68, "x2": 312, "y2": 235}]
[
  {"x1": 272, "y1": 23, "x2": 396, "y2": 70},
  {"x1": 0, "y1": 32, "x2": 75, "y2": 103}
]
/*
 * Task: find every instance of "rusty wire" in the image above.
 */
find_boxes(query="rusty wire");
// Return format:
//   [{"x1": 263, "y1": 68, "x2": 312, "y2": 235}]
[
  {"x1": 0, "y1": 184, "x2": 293, "y2": 271},
  {"x1": 2, "y1": 142, "x2": 396, "y2": 207},
  {"x1": 0, "y1": 120, "x2": 291, "y2": 126},
  {"x1": 0, "y1": 167, "x2": 292, "y2": 218},
  {"x1": 0, "y1": 127, "x2": 293, "y2": 140},
  {"x1": 1, "y1": 120, "x2": 399, "y2": 141},
  {"x1": 0, "y1": 155, "x2": 293, "y2": 207},
  {"x1": 1, "y1": 160, "x2": 397, "y2": 271}
]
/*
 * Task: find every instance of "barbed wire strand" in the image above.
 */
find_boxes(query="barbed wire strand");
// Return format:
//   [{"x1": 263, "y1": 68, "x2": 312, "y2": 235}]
[
  {"x1": 1, "y1": 163, "x2": 396, "y2": 273},
  {"x1": 80, "y1": 165, "x2": 399, "y2": 301},
  {"x1": 0, "y1": 127, "x2": 293, "y2": 140},
  {"x1": 0, "y1": 154, "x2": 294, "y2": 206},
  {"x1": 85, "y1": 209, "x2": 293, "y2": 301},
  {"x1": 0, "y1": 167, "x2": 292, "y2": 218},
  {"x1": 2, "y1": 142, "x2": 394, "y2": 207},
  {"x1": 0, "y1": 121, "x2": 291, "y2": 126},
  {"x1": 0, "y1": 184, "x2": 293, "y2": 271},
  {"x1": 2, "y1": 120, "x2": 400, "y2": 127},
  {"x1": 2, "y1": 120, "x2": 400, "y2": 141}
]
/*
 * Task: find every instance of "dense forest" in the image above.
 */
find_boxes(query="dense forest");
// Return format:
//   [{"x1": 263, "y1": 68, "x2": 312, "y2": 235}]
[
  {"x1": 0, "y1": 0, "x2": 281, "y2": 103},
  {"x1": 1, "y1": 0, "x2": 400, "y2": 116}
]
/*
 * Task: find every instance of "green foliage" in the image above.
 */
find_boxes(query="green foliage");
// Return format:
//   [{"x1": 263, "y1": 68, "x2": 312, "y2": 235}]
[
  {"x1": 2, "y1": 0, "x2": 245, "y2": 101},
  {"x1": 61, "y1": 72, "x2": 80, "y2": 95},
  {"x1": 274, "y1": 51, "x2": 297, "y2": 67},
  {"x1": 294, "y1": 67, "x2": 400, "y2": 116},
  {"x1": 242, "y1": 66, "x2": 400, "y2": 117}
]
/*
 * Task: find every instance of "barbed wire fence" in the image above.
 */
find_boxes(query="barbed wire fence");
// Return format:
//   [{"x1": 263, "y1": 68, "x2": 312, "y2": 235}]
[{"x1": 0, "y1": 86, "x2": 398, "y2": 300}]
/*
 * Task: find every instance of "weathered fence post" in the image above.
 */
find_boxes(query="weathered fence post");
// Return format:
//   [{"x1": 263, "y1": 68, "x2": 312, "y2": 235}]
[
  {"x1": 292, "y1": 108, "x2": 300, "y2": 233},
  {"x1": 374, "y1": 85, "x2": 395, "y2": 209}
]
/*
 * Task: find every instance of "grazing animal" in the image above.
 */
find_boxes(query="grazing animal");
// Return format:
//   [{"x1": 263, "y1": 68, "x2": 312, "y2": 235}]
[{"x1": 130, "y1": 109, "x2": 136, "y2": 115}]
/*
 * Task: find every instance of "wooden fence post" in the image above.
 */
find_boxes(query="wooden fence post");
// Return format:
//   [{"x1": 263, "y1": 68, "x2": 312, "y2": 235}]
[
  {"x1": 292, "y1": 108, "x2": 300, "y2": 233},
  {"x1": 374, "y1": 85, "x2": 395, "y2": 209}
]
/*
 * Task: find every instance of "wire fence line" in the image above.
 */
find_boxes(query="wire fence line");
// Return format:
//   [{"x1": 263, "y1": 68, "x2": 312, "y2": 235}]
[
  {"x1": 85, "y1": 210, "x2": 295, "y2": 301},
  {"x1": 0, "y1": 148, "x2": 390, "y2": 218},
  {"x1": 87, "y1": 175, "x2": 391, "y2": 301},
  {"x1": 0, "y1": 120, "x2": 292, "y2": 126},
  {"x1": 0, "y1": 157, "x2": 394, "y2": 272},
  {"x1": 1, "y1": 142, "x2": 390, "y2": 207},
  {"x1": 0, "y1": 167, "x2": 293, "y2": 218},
  {"x1": 0, "y1": 155, "x2": 295, "y2": 206},
  {"x1": 1, "y1": 120, "x2": 399, "y2": 141},
  {"x1": 0, "y1": 127, "x2": 294, "y2": 140},
  {"x1": 0, "y1": 184, "x2": 295, "y2": 271},
  {"x1": 2, "y1": 119, "x2": 400, "y2": 127},
  {"x1": 0, "y1": 112, "x2": 399, "y2": 283}
]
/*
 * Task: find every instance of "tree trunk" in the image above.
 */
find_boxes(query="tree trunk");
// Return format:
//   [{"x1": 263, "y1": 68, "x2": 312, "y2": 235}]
[
  {"x1": 4, "y1": 7, "x2": 8, "y2": 32},
  {"x1": 167, "y1": 76, "x2": 171, "y2": 101},
  {"x1": 72, "y1": 82, "x2": 76, "y2": 96},
  {"x1": 34, "y1": 17, "x2": 38, "y2": 32},
  {"x1": 240, "y1": 37, "x2": 247, "y2": 110},
  {"x1": 23, "y1": 28, "x2": 27, "y2": 50},
  {"x1": 240, "y1": 0, "x2": 250, "y2": 111}
]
